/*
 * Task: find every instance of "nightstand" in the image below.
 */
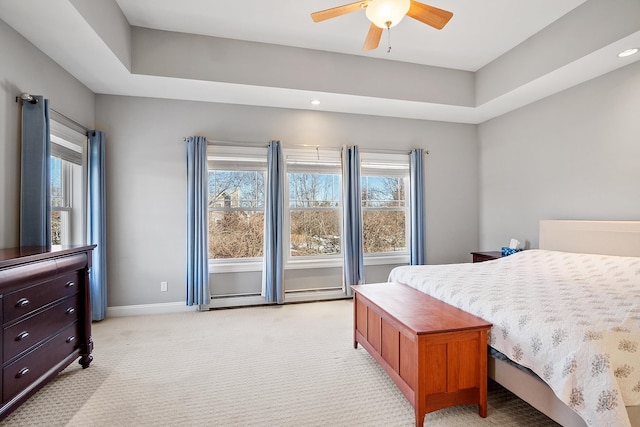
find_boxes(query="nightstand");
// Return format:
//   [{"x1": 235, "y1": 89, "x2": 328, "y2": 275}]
[{"x1": 471, "y1": 251, "x2": 503, "y2": 263}]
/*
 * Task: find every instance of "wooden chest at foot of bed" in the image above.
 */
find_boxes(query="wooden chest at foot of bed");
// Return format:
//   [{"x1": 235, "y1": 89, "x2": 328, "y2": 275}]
[{"x1": 352, "y1": 282, "x2": 492, "y2": 427}]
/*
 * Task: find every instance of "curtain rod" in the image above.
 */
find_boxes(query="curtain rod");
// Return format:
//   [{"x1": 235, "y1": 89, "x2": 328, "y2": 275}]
[
  {"x1": 50, "y1": 109, "x2": 89, "y2": 134},
  {"x1": 16, "y1": 91, "x2": 90, "y2": 134},
  {"x1": 182, "y1": 137, "x2": 269, "y2": 147},
  {"x1": 359, "y1": 148, "x2": 430, "y2": 155},
  {"x1": 182, "y1": 137, "x2": 429, "y2": 155},
  {"x1": 15, "y1": 92, "x2": 38, "y2": 104},
  {"x1": 182, "y1": 138, "x2": 331, "y2": 152}
]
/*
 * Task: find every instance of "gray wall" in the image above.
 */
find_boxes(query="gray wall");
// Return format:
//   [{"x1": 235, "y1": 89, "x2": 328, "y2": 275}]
[
  {"x1": 478, "y1": 61, "x2": 640, "y2": 250},
  {"x1": 95, "y1": 95, "x2": 479, "y2": 307},
  {"x1": 132, "y1": 27, "x2": 475, "y2": 109},
  {"x1": 6, "y1": 9, "x2": 639, "y2": 310},
  {"x1": 0, "y1": 18, "x2": 95, "y2": 248}
]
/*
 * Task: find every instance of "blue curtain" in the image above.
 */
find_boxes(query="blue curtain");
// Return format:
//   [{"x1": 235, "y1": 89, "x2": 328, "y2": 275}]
[
  {"x1": 262, "y1": 141, "x2": 284, "y2": 304},
  {"x1": 410, "y1": 149, "x2": 426, "y2": 265},
  {"x1": 186, "y1": 136, "x2": 210, "y2": 308},
  {"x1": 87, "y1": 131, "x2": 108, "y2": 321},
  {"x1": 341, "y1": 145, "x2": 364, "y2": 295},
  {"x1": 20, "y1": 95, "x2": 51, "y2": 247}
]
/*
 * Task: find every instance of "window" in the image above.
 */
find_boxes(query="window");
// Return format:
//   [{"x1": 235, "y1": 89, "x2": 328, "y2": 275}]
[
  {"x1": 50, "y1": 119, "x2": 87, "y2": 246},
  {"x1": 288, "y1": 172, "x2": 341, "y2": 257},
  {"x1": 207, "y1": 147, "x2": 267, "y2": 261},
  {"x1": 360, "y1": 153, "x2": 409, "y2": 257},
  {"x1": 206, "y1": 146, "x2": 410, "y2": 268},
  {"x1": 50, "y1": 157, "x2": 71, "y2": 244},
  {"x1": 286, "y1": 150, "x2": 342, "y2": 260}
]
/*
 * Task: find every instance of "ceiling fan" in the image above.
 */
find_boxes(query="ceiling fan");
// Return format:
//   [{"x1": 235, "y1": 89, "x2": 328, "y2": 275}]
[{"x1": 310, "y1": 0, "x2": 453, "y2": 51}]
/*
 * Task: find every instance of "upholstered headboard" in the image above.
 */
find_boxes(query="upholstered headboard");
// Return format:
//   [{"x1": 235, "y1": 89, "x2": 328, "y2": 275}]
[{"x1": 539, "y1": 220, "x2": 640, "y2": 257}]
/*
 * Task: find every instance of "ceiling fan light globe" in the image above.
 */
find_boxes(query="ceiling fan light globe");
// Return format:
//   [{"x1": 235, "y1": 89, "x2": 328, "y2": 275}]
[{"x1": 365, "y1": 0, "x2": 411, "y2": 28}]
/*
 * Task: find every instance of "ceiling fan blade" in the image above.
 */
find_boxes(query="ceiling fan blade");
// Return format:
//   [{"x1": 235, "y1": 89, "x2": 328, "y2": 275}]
[
  {"x1": 311, "y1": 1, "x2": 368, "y2": 23},
  {"x1": 362, "y1": 23, "x2": 383, "y2": 51},
  {"x1": 407, "y1": 1, "x2": 453, "y2": 30}
]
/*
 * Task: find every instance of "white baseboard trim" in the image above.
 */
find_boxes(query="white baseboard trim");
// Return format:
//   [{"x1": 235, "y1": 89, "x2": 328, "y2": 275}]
[
  {"x1": 285, "y1": 289, "x2": 347, "y2": 303},
  {"x1": 107, "y1": 302, "x2": 198, "y2": 317},
  {"x1": 209, "y1": 289, "x2": 349, "y2": 309},
  {"x1": 209, "y1": 295, "x2": 266, "y2": 308},
  {"x1": 107, "y1": 289, "x2": 350, "y2": 317}
]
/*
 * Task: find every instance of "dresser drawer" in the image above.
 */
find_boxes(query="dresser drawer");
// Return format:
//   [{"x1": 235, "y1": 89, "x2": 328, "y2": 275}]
[
  {"x1": 3, "y1": 271, "x2": 80, "y2": 323},
  {"x1": 3, "y1": 322, "x2": 79, "y2": 402},
  {"x1": 4, "y1": 294, "x2": 79, "y2": 362}
]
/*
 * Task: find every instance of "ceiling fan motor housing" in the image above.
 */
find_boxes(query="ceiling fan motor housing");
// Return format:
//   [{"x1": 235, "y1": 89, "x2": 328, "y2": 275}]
[{"x1": 365, "y1": 0, "x2": 411, "y2": 28}]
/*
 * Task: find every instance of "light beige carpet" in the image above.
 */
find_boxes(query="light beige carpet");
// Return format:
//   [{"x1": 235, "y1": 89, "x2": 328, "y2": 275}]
[{"x1": 2, "y1": 300, "x2": 559, "y2": 426}]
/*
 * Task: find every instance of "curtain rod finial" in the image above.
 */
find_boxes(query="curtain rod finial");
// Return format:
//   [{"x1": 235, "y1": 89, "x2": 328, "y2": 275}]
[{"x1": 16, "y1": 93, "x2": 38, "y2": 104}]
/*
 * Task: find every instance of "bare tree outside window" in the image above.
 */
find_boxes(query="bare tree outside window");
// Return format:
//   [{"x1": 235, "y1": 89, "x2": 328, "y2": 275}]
[
  {"x1": 208, "y1": 170, "x2": 265, "y2": 259},
  {"x1": 51, "y1": 157, "x2": 64, "y2": 245},
  {"x1": 208, "y1": 156, "x2": 408, "y2": 261},
  {"x1": 362, "y1": 176, "x2": 407, "y2": 253},
  {"x1": 50, "y1": 156, "x2": 73, "y2": 245},
  {"x1": 289, "y1": 173, "x2": 341, "y2": 256}
]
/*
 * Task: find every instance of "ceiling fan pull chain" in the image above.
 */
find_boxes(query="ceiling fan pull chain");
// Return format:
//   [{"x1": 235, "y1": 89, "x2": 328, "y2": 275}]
[{"x1": 387, "y1": 24, "x2": 392, "y2": 53}]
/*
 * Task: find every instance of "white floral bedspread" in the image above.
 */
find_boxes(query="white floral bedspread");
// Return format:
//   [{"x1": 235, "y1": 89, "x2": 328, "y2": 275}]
[{"x1": 388, "y1": 250, "x2": 640, "y2": 427}]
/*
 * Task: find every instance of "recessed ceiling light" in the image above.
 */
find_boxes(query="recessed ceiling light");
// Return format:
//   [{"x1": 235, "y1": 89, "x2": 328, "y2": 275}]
[
  {"x1": 310, "y1": 99, "x2": 321, "y2": 106},
  {"x1": 618, "y1": 48, "x2": 638, "y2": 58}
]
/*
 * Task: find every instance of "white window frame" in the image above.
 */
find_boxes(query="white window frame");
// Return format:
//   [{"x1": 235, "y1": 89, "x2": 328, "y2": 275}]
[
  {"x1": 360, "y1": 152, "x2": 410, "y2": 266},
  {"x1": 207, "y1": 145, "x2": 267, "y2": 273},
  {"x1": 50, "y1": 119, "x2": 87, "y2": 247}
]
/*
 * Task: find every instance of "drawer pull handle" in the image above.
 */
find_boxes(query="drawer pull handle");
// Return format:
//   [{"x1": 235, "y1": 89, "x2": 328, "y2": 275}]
[
  {"x1": 16, "y1": 368, "x2": 30, "y2": 378},
  {"x1": 66, "y1": 336, "x2": 75, "y2": 344},
  {"x1": 66, "y1": 307, "x2": 75, "y2": 315},
  {"x1": 65, "y1": 281, "x2": 75, "y2": 288},
  {"x1": 16, "y1": 331, "x2": 30, "y2": 341},
  {"x1": 16, "y1": 298, "x2": 30, "y2": 308}
]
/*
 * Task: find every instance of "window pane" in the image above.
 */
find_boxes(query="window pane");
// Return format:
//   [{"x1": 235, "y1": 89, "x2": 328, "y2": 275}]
[
  {"x1": 208, "y1": 211, "x2": 264, "y2": 259},
  {"x1": 51, "y1": 156, "x2": 76, "y2": 246},
  {"x1": 209, "y1": 170, "x2": 264, "y2": 209},
  {"x1": 288, "y1": 171, "x2": 341, "y2": 258},
  {"x1": 51, "y1": 209, "x2": 70, "y2": 246},
  {"x1": 289, "y1": 173, "x2": 339, "y2": 208},
  {"x1": 361, "y1": 174, "x2": 408, "y2": 254},
  {"x1": 51, "y1": 210, "x2": 62, "y2": 245},
  {"x1": 51, "y1": 157, "x2": 65, "y2": 208},
  {"x1": 363, "y1": 210, "x2": 406, "y2": 253},
  {"x1": 290, "y1": 210, "x2": 340, "y2": 256},
  {"x1": 208, "y1": 168, "x2": 265, "y2": 260},
  {"x1": 361, "y1": 176, "x2": 405, "y2": 208}
]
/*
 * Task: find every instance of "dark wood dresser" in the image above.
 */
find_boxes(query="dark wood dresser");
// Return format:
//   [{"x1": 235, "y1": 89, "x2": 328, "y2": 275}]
[{"x1": 0, "y1": 245, "x2": 95, "y2": 419}]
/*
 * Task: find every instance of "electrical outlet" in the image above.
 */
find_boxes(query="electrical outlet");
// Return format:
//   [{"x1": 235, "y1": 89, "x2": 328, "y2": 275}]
[{"x1": 160, "y1": 281, "x2": 168, "y2": 292}]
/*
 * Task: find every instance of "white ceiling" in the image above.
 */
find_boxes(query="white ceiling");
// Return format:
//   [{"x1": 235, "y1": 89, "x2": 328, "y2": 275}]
[
  {"x1": 1, "y1": 0, "x2": 639, "y2": 123},
  {"x1": 114, "y1": 0, "x2": 587, "y2": 72}
]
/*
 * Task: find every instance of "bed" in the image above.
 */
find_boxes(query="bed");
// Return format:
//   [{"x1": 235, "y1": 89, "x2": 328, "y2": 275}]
[{"x1": 388, "y1": 220, "x2": 640, "y2": 427}]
